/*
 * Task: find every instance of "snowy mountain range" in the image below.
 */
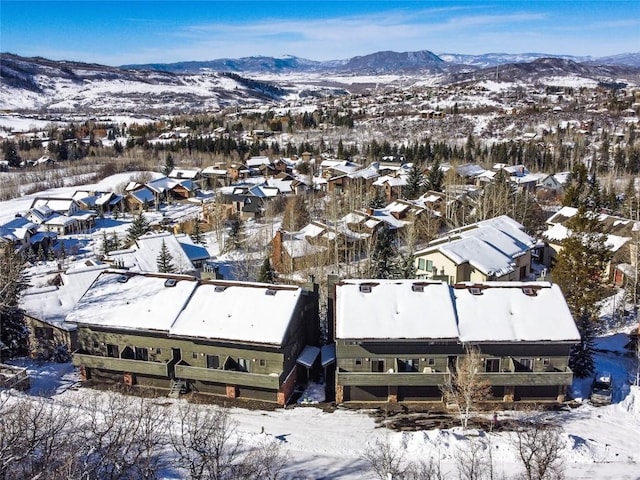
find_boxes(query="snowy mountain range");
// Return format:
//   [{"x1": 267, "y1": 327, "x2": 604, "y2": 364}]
[
  {"x1": 1, "y1": 50, "x2": 639, "y2": 113},
  {"x1": 122, "y1": 50, "x2": 640, "y2": 73}
]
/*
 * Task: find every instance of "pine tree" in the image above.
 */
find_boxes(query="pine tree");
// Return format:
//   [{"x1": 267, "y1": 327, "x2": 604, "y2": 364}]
[
  {"x1": 403, "y1": 162, "x2": 425, "y2": 200},
  {"x1": 426, "y1": 158, "x2": 445, "y2": 192},
  {"x1": 396, "y1": 253, "x2": 416, "y2": 279},
  {"x1": 568, "y1": 312, "x2": 596, "y2": 378},
  {"x1": 226, "y1": 214, "x2": 246, "y2": 251},
  {"x1": 552, "y1": 207, "x2": 612, "y2": 377},
  {"x1": 369, "y1": 227, "x2": 398, "y2": 279},
  {"x1": 3, "y1": 140, "x2": 20, "y2": 168},
  {"x1": 110, "y1": 232, "x2": 120, "y2": 251},
  {"x1": 127, "y1": 213, "x2": 152, "y2": 244},
  {"x1": 112, "y1": 205, "x2": 120, "y2": 221},
  {"x1": 101, "y1": 231, "x2": 111, "y2": 256},
  {"x1": 0, "y1": 248, "x2": 29, "y2": 358},
  {"x1": 368, "y1": 188, "x2": 387, "y2": 209},
  {"x1": 163, "y1": 153, "x2": 175, "y2": 176},
  {"x1": 156, "y1": 239, "x2": 176, "y2": 273},
  {"x1": 190, "y1": 220, "x2": 205, "y2": 245},
  {"x1": 257, "y1": 257, "x2": 275, "y2": 284}
]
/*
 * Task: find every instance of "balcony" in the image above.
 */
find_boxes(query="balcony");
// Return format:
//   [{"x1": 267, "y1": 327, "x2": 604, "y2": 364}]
[
  {"x1": 337, "y1": 370, "x2": 448, "y2": 387},
  {"x1": 174, "y1": 364, "x2": 281, "y2": 390},
  {"x1": 479, "y1": 367, "x2": 574, "y2": 386},
  {"x1": 72, "y1": 353, "x2": 169, "y2": 377}
]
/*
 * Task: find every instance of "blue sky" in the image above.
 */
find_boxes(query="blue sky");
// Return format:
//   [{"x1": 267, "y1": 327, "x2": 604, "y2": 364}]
[{"x1": 1, "y1": 1, "x2": 639, "y2": 66}]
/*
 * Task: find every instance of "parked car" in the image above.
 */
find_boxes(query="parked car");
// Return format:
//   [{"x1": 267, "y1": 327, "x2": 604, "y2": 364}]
[{"x1": 591, "y1": 373, "x2": 613, "y2": 406}]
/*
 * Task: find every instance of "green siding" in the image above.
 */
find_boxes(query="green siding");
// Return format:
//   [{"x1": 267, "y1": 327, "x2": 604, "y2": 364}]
[
  {"x1": 175, "y1": 364, "x2": 281, "y2": 390},
  {"x1": 72, "y1": 353, "x2": 169, "y2": 376},
  {"x1": 338, "y1": 371, "x2": 448, "y2": 386}
]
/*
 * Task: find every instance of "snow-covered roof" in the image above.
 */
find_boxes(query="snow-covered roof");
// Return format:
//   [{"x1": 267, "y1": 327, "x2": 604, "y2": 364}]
[
  {"x1": 107, "y1": 231, "x2": 196, "y2": 274},
  {"x1": 21, "y1": 264, "x2": 108, "y2": 329},
  {"x1": 336, "y1": 280, "x2": 579, "y2": 344},
  {"x1": 336, "y1": 280, "x2": 459, "y2": 340},
  {"x1": 170, "y1": 282, "x2": 303, "y2": 346},
  {"x1": 65, "y1": 271, "x2": 199, "y2": 332},
  {"x1": 454, "y1": 282, "x2": 580, "y2": 342},
  {"x1": 246, "y1": 156, "x2": 271, "y2": 168},
  {"x1": 440, "y1": 236, "x2": 516, "y2": 277},
  {"x1": 168, "y1": 168, "x2": 200, "y2": 179}
]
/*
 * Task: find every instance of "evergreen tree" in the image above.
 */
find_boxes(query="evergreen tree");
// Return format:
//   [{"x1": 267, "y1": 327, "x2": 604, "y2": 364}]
[
  {"x1": 562, "y1": 163, "x2": 589, "y2": 208},
  {"x1": 3, "y1": 140, "x2": 20, "y2": 168},
  {"x1": 156, "y1": 239, "x2": 176, "y2": 273},
  {"x1": 127, "y1": 213, "x2": 152, "y2": 244},
  {"x1": 368, "y1": 188, "x2": 387, "y2": 209},
  {"x1": 226, "y1": 214, "x2": 246, "y2": 251},
  {"x1": 190, "y1": 220, "x2": 205, "y2": 244},
  {"x1": 551, "y1": 207, "x2": 612, "y2": 377},
  {"x1": 369, "y1": 227, "x2": 398, "y2": 279},
  {"x1": 0, "y1": 248, "x2": 29, "y2": 358},
  {"x1": 568, "y1": 312, "x2": 596, "y2": 378},
  {"x1": 101, "y1": 231, "x2": 111, "y2": 255},
  {"x1": 257, "y1": 257, "x2": 275, "y2": 284},
  {"x1": 110, "y1": 232, "x2": 120, "y2": 252},
  {"x1": 426, "y1": 159, "x2": 445, "y2": 192},
  {"x1": 163, "y1": 153, "x2": 175, "y2": 176},
  {"x1": 396, "y1": 253, "x2": 416, "y2": 279},
  {"x1": 112, "y1": 205, "x2": 120, "y2": 221},
  {"x1": 403, "y1": 162, "x2": 425, "y2": 200}
]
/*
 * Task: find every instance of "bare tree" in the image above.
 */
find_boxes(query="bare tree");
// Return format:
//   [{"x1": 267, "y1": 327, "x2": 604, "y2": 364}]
[
  {"x1": 0, "y1": 395, "x2": 78, "y2": 480},
  {"x1": 73, "y1": 393, "x2": 169, "y2": 479},
  {"x1": 170, "y1": 403, "x2": 287, "y2": 480},
  {"x1": 453, "y1": 436, "x2": 493, "y2": 480},
  {"x1": 440, "y1": 347, "x2": 492, "y2": 429},
  {"x1": 361, "y1": 435, "x2": 405, "y2": 480},
  {"x1": 361, "y1": 435, "x2": 446, "y2": 480},
  {"x1": 511, "y1": 411, "x2": 565, "y2": 480}
]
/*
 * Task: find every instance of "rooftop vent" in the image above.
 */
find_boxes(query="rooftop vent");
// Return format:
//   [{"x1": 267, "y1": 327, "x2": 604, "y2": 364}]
[
  {"x1": 469, "y1": 286, "x2": 483, "y2": 295},
  {"x1": 164, "y1": 278, "x2": 177, "y2": 288},
  {"x1": 117, "y1": 275, "x2": 129, "y2": 283},
  {"x1": 521, "y1": 286, "x2": 537, "y2": 296},
  {"x1": 411, "y1": 284, "x2": 425, "y2": 292},
  {"x1": 359, "y1": 284, "x2": 372, "y2": 293},
  {"x1": 214, "y1": 285, "x2": 227, "y2": 293},
  {"x1": 265, "y1": 289, "x2": 277, "y2": 296}
]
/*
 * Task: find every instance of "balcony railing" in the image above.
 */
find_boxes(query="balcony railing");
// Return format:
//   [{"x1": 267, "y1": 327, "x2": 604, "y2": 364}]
[
  {"x1": 175, "y1": 364, "x2": 281, "y2": 390},
  {"x1": 72, "y1": 353, "x2": 169, "y2": 377}
]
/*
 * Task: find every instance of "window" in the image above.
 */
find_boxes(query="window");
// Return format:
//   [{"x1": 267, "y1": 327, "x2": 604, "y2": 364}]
[
  {"x1": 206, "y1": 354, "x2": 219, "y2": 369},
  {"x1": 93, "y1": 341, "x2": 100, "y2": 349},
  {"x1": 371, "y1": 359, "x2": 385, "y2": 372},
  {"x1": 355, "y1": 358, "x2": 363, "y2": 366},
  {"x1": 155, "y1": 348, "x2": 162, "y2": 355},
  {"x1": 519, "y1": 358, "x2": 533, "y2": 371},
  {"x1": 426, "y1": 260, "x2": 433, "y2": 272},
  {"x1": 237, "y1": 358, "x2": 249, "y2": 372},
  {"x1": 543, "y1": 358, "x2": 551, "y2": 367},
  {"x1": 192, "y1": 352, "x2": 198, "y2": 359},
  {"x1": 259, "y1": 359, "x2": 266, "y2": 367},
  {"x1": 164, "y1": 278, "x2": 177, "y2": 288},
  {"x1": 106, "y1": 344, "x2": 119, "y2": 358},
  {"x1": 35, "y1": 327, "x2": 54, "y2": 340},
  {"x1": 399, "y1": 358, "x2": 419, "y2": 372},
  {"x1": 134, "y1": 347, "x2": 149, "y2": 361},
  {"x1": 485, "y1": 358, "x2": 500, "y2": 372},
  {"x1": 427, "y1": 358, "x2": 436, "y2": 366},
  {"x1": 418, "y1": 258, "x2": 426, "y2": 270}
]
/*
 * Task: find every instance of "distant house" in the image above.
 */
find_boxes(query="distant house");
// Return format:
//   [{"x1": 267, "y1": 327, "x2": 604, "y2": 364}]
[
  {"x1": 68, "y1": 271, "x2": 319, "y2": 405},
  {"x1": 541, "y1": 206, "x2": 635, "y2": 279},
  {"x1": 334, "y1": 279, "x2": 579, "y2": 404},
  {"x1": 125, "y1": 186, "x2": 156, "y2": 213},
  {"x1": 414, "y1": 215, "x2": 535, "y2": 283},
  {"x1": 104, "y1": 231, "x2": 207, "y2": 276}
]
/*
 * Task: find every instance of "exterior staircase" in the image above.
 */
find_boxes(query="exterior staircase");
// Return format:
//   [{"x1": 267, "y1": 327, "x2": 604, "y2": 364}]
[{"x1": 168, "y1": 379, "x2": 187, "y2": 398}]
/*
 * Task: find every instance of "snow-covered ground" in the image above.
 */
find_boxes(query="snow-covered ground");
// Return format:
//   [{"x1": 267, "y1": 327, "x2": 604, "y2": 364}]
[{"x1": 3, "y1": 346, "x2": 639, "y2": 479}]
